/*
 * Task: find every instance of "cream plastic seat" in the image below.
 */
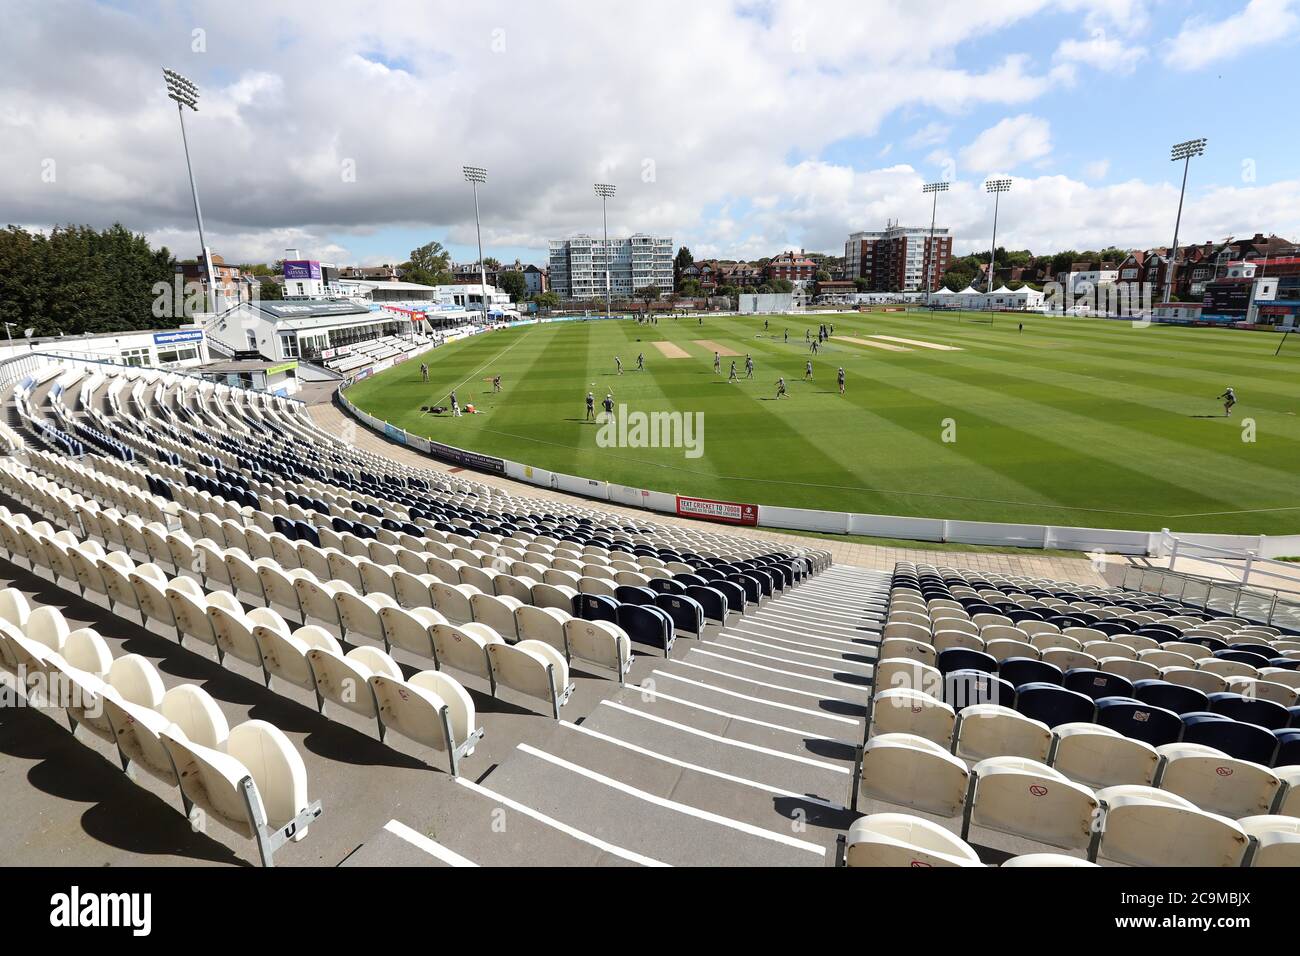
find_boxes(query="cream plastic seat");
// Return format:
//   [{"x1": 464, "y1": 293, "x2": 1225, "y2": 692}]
[
  {"x1": 470, "y1": 593, "x2": 523, "y2": 641},
  {"x1": 1240, "y1": 815, "x2": 1300, "y2": 867},
  {"x1": 1051, "y1": 723, "x2": 1159, "y2": 789},
  {"x1": 1155, "y1": 743, "x2": 1281, "y2": 819},
  {"x1": 109, "y1": 683, "x2": 230, "y2": 785},
  {"x1": 853, "y1": 732, "x2": 969, "y2": 816},
  {"x1": 160, "y1": 719, "x2": 320, "y2": 867},
  {"x1": 486, "y1": 640, "x2": 574, "y2": 718},
  {"x1": 964, "y1": 756, "x2": 1099, "y2": 853},
  {"x1": 431, "y1": 622, "x2": 503, "y2": 683},
  {"x1": 868, "y1": 687, "x2": 956, "y2": 747},
  {"x1": 1002, "y1": 853, "x2": 1099, "y2": 867},
  {"x1": 259, "y1": 625, "x2": 342, "y2": 693},
  {"x1": 561, "y1": 618, "x2": 633, "y2": 683},
  {"x1": 307, "y1": 645, "x2": 403, "y2": 720},
  {"x1": 842, "y1": 813, "x2": 983, "y2": 868},
  {"x1": 1095, "y1": 785, "x2": 1248, "y2": 867},
  {"x1": 954, "y1": 703, "x2": 1052, "y2": 762},
  {"x1": 370, "y1": 668, "x2": 483, "y2": 775}
]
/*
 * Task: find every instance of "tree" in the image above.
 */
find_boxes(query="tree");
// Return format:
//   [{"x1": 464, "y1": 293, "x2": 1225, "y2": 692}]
[
  {"x1": 534, "y1": 290, "x2": 560, "y2": 311},
  {"x1": 636, "y1": 285, "x2": 661, "y2": 312},
  {"x1": 815, "y1": 269, "x2": 831, "y2": 282},
  {"x1": 853, "y1": 277, "x2": 870, "y2": 292},
  {"x1": 0, "y1": 223, "x2": 176, "y2": 337},
  {"x1": 258, "y1": 279, "x2": 283, "y2": 301},
  {"x1": 674, "y1": 246, "x2": 694, "y2": 284},
  {"x1": 771, "y1": 278, "x2": 794, "y2": 293},
  {"x1": 498, "y1": 270, "x2": 527, "y2": 302},
  {"x1": 679, "y1": 278, "x2": 702, "y2": 297},
  {"x1": 483, "y1": 256, "x2": 502, "y2": 271},
  {"x1": 402, "y1": 240, "x2": 453, "y2": 286}
]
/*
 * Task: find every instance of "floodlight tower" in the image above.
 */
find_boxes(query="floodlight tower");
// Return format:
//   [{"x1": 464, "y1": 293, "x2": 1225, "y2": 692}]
[
  {"x1": 463, "y1": 166, "x2": 489, "y2": 326},
  {"x1": 163, "y1": 68, "x2": 219, "y2": 314},
  {"x1": 922, "y1": 181, "x2": 949, "y2": 305},
  {"x1": 984, "y1": 178, "x2": 1012, "y2": 294},
  {"x1": 594, "y1": 183, "x2": 616, "y2": 320},
  {"x1": 1165, "y1": 138, "x2": 1207, "y2": 303}
]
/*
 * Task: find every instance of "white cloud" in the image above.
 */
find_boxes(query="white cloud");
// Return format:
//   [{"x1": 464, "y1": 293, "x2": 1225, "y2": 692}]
[
  {"x1": 1084, "y1": 159, "x2": 1111, "y2": 180},
  {"x1": 1055, "y1": 29, "x2": 1146, "y2": 73},
  {"x1": 1164, "y1": 0, "x2": 1299, "y2": 71},
  {"x1": 905, "y1": 122, "x2": 951, "y2": 149},
  {"x1": 0, "y1": 0, "x2": 1293, "y2": 270},
  {"x1": 959, "y1": 115, "x2": 1053, "y2": 175}
]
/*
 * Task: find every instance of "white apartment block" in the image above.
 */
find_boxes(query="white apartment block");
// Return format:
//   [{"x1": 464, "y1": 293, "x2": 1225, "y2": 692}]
[{"x1": 548, "y1": 234, "x2": 674, "y2": 300}]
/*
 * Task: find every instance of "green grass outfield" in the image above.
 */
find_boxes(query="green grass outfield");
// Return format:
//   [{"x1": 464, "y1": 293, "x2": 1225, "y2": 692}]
[{"x1": 343, "y1": 311, "x2": 1300, "y2": 535}]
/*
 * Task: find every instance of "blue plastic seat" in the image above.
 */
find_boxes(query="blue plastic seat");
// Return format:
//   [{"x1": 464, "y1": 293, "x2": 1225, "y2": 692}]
[
  {"x1": 1214, "y1": 648, "x2": 1274, "y2": 669},
  {"x1": 1133, "y1": 678, "x2": 1208, "y2": 716},
  {"x1": 997, "y1": 657, "x2": 1063, "y2": 688},
  {"x1": 1272, "y1": 727, "x2": 1300, "y2": 768},
  {"x1": 1181, "y1": 712, "x2": 1278, "y2": 765},
  {"x1": 1063, "y1": 668, "x2": 1134, "y2": 701},
  {"x1": 1014, "y1": 682, "x2": 1096, "y2": 728},
  {"x1": 1207, "y1": 692, "x2": 1291, "y2": 730},
  {"x1": 943, "y1": 669, "x2": 1015, "y2": 711},
  {"x1": 654, "y1": 592, "x2": 704, "y2": 636},
  {"x1": 936, "y1": 648, "x2": 997, "y2": 676},
  {"x1": 1095, "y1": 697, "x2": 1183, "y2": 746}
]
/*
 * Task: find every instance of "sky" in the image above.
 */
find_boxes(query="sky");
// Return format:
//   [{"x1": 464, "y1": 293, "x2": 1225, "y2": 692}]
[{"x1": 3, "y1": 0, "x2": 1299, "y2": 269}]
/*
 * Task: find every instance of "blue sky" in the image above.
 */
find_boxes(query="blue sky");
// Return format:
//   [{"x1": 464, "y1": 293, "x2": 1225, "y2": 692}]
[{"x1": 4, "y1": 0, "x2": 1299, "y2": 267}]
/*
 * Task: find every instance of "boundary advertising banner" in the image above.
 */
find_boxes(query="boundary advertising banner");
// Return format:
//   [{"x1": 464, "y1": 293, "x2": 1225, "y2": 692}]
[
  {"x1": 427, "y1": 439, "x2": 506, "y2": 475},
  {"x1": 675, "y1": 494, "x2": 758, "y2": 526}
]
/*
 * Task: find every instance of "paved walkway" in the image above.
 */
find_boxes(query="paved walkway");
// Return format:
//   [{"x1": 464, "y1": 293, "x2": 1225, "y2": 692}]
[{"x1": 307, "y1": 387, "x2": 1108, "y2": 587}]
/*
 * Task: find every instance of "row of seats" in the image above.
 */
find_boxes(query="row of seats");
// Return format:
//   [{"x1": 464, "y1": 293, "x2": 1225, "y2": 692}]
[
  {"x1": 0, "y1": 590, "x2": 320, "y2": 866},
  {"x1": 0, "y1": 512, "x2": 584, "y2": 721},
  {"x1": 839, "y1": 803, "x2": 1299, "y2": 868}
]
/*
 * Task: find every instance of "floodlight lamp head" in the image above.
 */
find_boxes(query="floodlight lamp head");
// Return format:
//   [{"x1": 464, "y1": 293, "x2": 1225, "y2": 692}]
[
  {"x1": 985, "y1": 178, "x2": 1012, "y2": 193},
  {"x1": 1170, "y1": 138, "x2": 1207, "y2": 161},
  {"x1": 162, "y1": 67, "x2": 199, "y2": 110},
  {"x1": 922, "y1": 182, "x2": 949, "y2": 194},
  {"x1": 594, "y1": 183, "x2": 616, "y2": 199},
  {"x1": 463, "y1": 165, "x2": 487, "y2": 183}
]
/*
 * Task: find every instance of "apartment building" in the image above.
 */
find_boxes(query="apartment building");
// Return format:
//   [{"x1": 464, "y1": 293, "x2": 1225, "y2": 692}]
[
  {"x1": 548, "y1": 234, "x2": 674, "y2": 299},
  {"x1": 844, "y1": 223, "x2": 951, "y2": 293}
]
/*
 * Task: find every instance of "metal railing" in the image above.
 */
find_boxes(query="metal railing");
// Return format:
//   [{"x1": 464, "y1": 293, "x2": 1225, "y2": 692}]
[{"x1": 1120, "y1": 563, "x2": 1300, "y2": 631}]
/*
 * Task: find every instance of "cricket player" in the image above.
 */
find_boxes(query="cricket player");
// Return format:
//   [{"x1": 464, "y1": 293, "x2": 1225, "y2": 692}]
[
  {"x1": 602, "y1": 392, "x2": 615, "y2": 422},
  {"x1": 637, "y1": 352, "x2": 645, "y2": 371},
  {"x1": 585, "y1": 391, "x2": 596, "y2": 422},
  {"x1": 745, "y1": 354, "x2": 754, "y2": 378},
  {"x1": 838, "y1": 367, "x2": 846, "y2": 395},
  {"x1": 804, "y1": 360, "x2": 813, "y2": 381},
  {"x1": 493, "y1": 374, "x2": 501, "y2": 392},
  {"x1": 450, "y1": 390, "x2": 461, "y2": 417},
  {"x1": 714, "y1": 351, "x2": 721, "y2": 374},
  {"x1": 1219, "y1": 387, "x2": 1237, "y2": 417},
  {"x1": 615, "y1": 356, "x2": 623, "y2": 375},
  {"x1": 728, "y1": 360, "x2": 738, "y2": 382},
  {"x1": 775, "y1": 377, "x2": 787, "y2": 399}
]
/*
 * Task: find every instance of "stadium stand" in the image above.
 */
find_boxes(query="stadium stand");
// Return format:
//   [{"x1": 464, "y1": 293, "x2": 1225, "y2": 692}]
[{"x1": 1, "y1": 359, "x2": 1297, "y2": 867}]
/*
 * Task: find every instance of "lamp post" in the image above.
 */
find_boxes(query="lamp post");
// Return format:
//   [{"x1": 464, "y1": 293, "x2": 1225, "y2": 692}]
[
  {"x1": 984, "y1": 179, "x2": 1011, "y2": 296},
  {"x1": 1165, "y1": 138, "x2": 1207, "y2": 303},
  {"x1": 594, "y1": 184, "x2": 616, "y2": 320},
  {"x1": 163, "y1": 68, "x2": 219, "y2": 316},
  {"x1": 922, "y1": 181, "x2": 949, "y2": 306},
  {"x1": 463, "y1": 166, "x2": 489, "y2": 326}
]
